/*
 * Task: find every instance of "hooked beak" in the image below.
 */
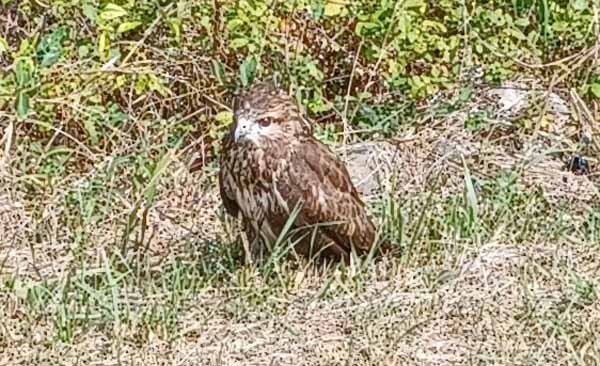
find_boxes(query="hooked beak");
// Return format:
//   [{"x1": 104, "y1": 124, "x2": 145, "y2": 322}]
[{"x1": 234, "y1": 117, "x2": 252, "y2": 143}]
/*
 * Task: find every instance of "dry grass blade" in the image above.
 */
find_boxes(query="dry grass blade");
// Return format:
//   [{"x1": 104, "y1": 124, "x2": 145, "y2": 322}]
[{"x1": 1, "y1": 1, "x2": 600, "y2": 365}]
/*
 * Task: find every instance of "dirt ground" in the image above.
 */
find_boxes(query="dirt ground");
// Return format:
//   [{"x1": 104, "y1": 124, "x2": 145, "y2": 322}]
[{"x1": 1, "y1": 81, "x2": 600, "y2": 365}]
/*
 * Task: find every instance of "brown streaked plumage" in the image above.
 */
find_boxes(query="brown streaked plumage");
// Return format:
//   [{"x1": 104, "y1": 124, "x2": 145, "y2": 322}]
[{"x1": 218, "y1": 81, "x2": 388, "y2": 262}]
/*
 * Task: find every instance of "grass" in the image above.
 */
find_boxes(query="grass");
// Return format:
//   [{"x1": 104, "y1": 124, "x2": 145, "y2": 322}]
[
  {"x1": 2, "y1": 78, "x2": 600, "y2": 363},
  {"x1": 2, "y1": 1, "x2": 600, "y2": 364},
  {"x1": 2, "y1": 87, "x2": 600, "y2": 363}
]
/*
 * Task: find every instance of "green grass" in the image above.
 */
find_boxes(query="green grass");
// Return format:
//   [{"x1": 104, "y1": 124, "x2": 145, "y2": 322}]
[
  {"x1": 2, "y1": 155, "x2": 599, "y2": 363},
  {"x1": 4, "y1": 82, "x2": 600, "y2": 363},
  {"x1": 2, "y1": 0, "x2": 600, "y2": 364}
]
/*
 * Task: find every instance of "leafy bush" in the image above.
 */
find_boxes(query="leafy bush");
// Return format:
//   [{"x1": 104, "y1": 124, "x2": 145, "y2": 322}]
[{"x1": 0, "y1": 0, "x2": 597, "y2": 150}]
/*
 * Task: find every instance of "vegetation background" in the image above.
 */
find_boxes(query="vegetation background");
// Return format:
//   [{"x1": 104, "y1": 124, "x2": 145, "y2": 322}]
[{"x1": 1, "y1": 0, "x2": 599, "y2": 364}]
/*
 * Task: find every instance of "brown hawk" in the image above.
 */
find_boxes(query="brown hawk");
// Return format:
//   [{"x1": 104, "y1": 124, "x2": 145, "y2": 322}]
[{"x1": 219, "y1": 82, "x2": 388, "y2": 262}]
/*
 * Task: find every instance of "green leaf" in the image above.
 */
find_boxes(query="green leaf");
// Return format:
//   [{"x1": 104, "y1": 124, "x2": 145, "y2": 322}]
[
  {"x1": 99, "y1": 4, "x2": 128, "y2": 21},
  {"x1": 590, "y1": 83, "x2": 600, "y2": 99},
  {"x1": 117, "y1": 21, "x2": 142, "y2": 33},
  {"x1": 507, "y1": 27, "x2": 527, "y2": 41},
  {"x1": 573, "y1": 0, "x2": 587, "y2": 11},
  {"x1": 16, "y1": 91, "x2": 30, "y2": 119},
  {"x1": 82, "y1": 4, "x2": 98, "y2": 22},
  {"x1": 403, "y1": 0, "x2": 425, "y2": 9},
  {"x1": 78, "y1": 45, "x2": 90, "y2": 58},
  {"x1": 200, "y1": 16, "x2": 210, "y2": 30},
  {"x1": 306, "y1": 62, "x2": 324, "y2": 80},
  {"x1": 230, "y1": 38, "x2": 249, "y2": 49},
  {"x1": 324, "y1": 2, "x2": 345, "y2": 17},
  {"x1": 355, "y1": 22, "x2": 378, "y2": 36},
  {"x1": 211, "y1": 60, "x2": 226, "y2": 85},
  {"x1": 168, "y1": 18, "x2": 182, "y2": 43},
  {"x1": 240, "y1": 56, "x2": 257, "y2": 87},
  {"x1": 36, "y1": 27, "x2": 67, "y2": 68},
  {"x1": 15, "y1": 59, "x2": 32, "y2": 87},
  {"x1": 514, "y1": 18, "x2": 529, "y2": 27},
  {"x1": 0, "y1": 36, "x2": 8, "y2": 55},
  {"x1": 147, "y1": 74, "x2": 172, "y2": 97},
  {"x1": 215, "y1": 111, "x2": 233, "y2": 125},
  {"x1": 459, "y1": 87, "x2": 473, "y2": 102},
  {"x1": 98, "y1": 31, "x2": 109, "y2": 56},
  {"x1": 83, "y1": 119, "x2": 99, "y2": 145},
  {"x1": 422, "y1": 20, "x2": 447, "y2": 32}
]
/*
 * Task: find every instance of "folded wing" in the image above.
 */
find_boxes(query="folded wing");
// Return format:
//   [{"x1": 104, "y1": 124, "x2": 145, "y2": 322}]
[{"x1": 278, "y1": 137, "x2": 378, "y2": 256}]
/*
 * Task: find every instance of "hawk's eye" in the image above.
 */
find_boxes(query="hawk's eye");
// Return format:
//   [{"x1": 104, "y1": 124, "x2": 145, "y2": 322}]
[{"x1": 258, "y1": 118, "x2": 272, "y2": 127}]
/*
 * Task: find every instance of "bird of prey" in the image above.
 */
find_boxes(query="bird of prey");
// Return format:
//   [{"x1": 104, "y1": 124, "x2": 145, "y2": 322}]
[{"x1": 218, "y1": 81, "x2": 388, "y2": 262}]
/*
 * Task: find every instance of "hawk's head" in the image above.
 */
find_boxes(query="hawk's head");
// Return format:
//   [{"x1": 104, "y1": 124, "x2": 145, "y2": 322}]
[{"x1": 232, "y1": 82, "x2": 312, "y2": 145}]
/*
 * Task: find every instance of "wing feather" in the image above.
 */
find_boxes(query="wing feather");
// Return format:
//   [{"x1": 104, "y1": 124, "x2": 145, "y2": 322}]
[
  {"x1": 279, "y1": 137, "x2": 377, "y2": 255},
  {"x1": 218, "y1": 131, "x2": 240, "y2": 217}
]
